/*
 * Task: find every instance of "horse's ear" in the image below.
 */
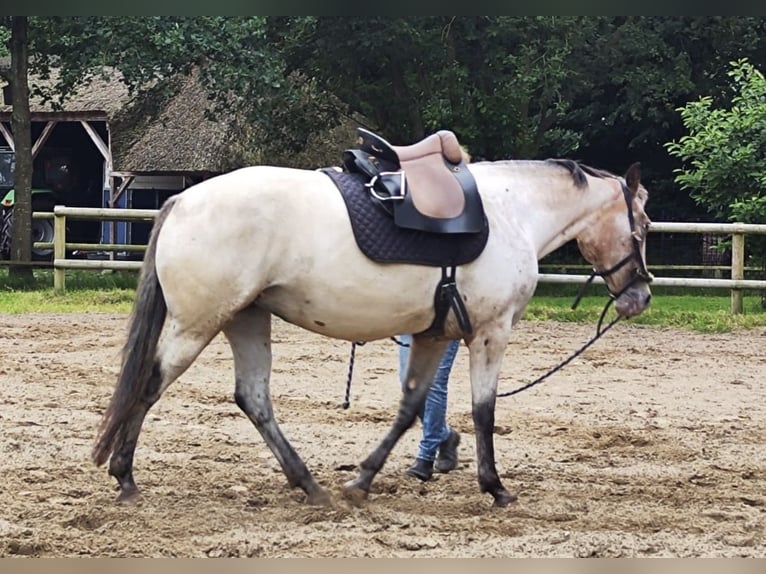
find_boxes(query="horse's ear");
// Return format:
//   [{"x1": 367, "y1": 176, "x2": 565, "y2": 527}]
[{"x1": 624, "y1": 162, "x2": 641, "y2": 196}]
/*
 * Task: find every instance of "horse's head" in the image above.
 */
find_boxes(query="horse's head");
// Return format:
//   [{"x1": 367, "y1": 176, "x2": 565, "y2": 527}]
[{"x1": 576, "y1": 163, "x2": 652, "y2": 318}]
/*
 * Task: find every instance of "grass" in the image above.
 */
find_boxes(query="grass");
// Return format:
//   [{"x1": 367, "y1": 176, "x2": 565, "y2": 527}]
[
  {"x1": 524, "y1": 283, "x2": 766, "y2": 332},
  {"x1": 0, "y1": 269, "x2": 137, "y2": 313},
  {"x1": 526, "y1": 293, "x2": 766, "y2": 333},
  {"x1": 1, "y1": 268, "x2": 765, "y2": 333}
]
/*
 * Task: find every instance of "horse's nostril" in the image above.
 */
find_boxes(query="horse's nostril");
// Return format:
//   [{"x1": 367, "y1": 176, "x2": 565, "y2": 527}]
[{"x1": 645, "y1": 293, "x2": 652, "y2": 305}]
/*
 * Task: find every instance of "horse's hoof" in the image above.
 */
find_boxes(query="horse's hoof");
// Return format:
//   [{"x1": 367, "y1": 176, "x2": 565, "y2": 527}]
[
  {"x1": 306, "y1": 489, "x2": 333, "y2": 507},
  {"x1": 341, "y1": 480, "x2": 369, "y2": 507},
  {"x1": 116, "y1": 488, "x2": 141, "y2": 505},
  {"x1": 492, "y1": 490, "x2": 518, "y2": 508}
]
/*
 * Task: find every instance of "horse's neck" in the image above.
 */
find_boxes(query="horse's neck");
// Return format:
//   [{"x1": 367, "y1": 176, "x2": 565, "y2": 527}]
[{"x1": 482, "y1": 162, "x2": 618, "y2": 259}]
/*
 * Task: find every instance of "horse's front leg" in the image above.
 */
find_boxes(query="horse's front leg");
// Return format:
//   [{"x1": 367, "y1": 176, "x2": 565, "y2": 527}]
[
  {"x1": 342, "y1": 336, "x2": 449, "y2": 505},
  {"x1": 224, "y1": 306, "x2": 330, "y2": 506},
  {"x1": 468, "y1": 326, "x2": 517, "y2": 507}
]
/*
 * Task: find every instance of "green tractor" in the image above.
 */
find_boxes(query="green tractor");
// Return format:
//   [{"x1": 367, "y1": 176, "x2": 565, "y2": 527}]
[{"x1": 0, "y1": 146, "x2": 75, "y2": 260}]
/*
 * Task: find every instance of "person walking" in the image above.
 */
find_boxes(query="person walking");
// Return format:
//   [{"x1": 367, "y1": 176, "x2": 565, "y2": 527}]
[{"x1": 398, "y1": 335, "x2": 461, "y2": 481}]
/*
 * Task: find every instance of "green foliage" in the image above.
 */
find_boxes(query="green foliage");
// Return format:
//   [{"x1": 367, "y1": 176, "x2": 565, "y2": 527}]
[
  {"x1": 281, "y1": 16, "x2": 593, "y2": 159},
  {"x1": 556, "y1": 17, "x2": 766, "y2": 222},
  {"x1": 14, "y1": 17, "x2": 766, "y2": 166},
  {"x1": 666, "y1": 59, "x2": 766, "y2": 222},
  {"x1": 7, "y1": 16, "x2": 766, "y2": 220},
  {"x1": 276, "y1": 15, "x2": 766, "y2": 188},
  {"x1": 436, "y1": 16, "x2": 593, "y2": 158},
  {"x1": 665, "y1": 58, "x2": 766, "y2": 265},
  {"x1": 25, "y1": 17, "x2": 340, "y2": 160},
  {"x1": 0, "y1": 21, "x2": 9, "y2": 58}
]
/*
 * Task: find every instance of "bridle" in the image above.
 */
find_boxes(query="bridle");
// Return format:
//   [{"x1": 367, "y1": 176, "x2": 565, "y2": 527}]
[
  {"x1": 571, "y1": 178, "x2": 653, "y2": 310},
  {"x1": 496, "y1": 178, "x2": 654, "y2": 399}
]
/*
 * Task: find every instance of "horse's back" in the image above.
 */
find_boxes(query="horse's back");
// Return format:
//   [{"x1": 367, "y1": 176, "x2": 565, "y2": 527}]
[
  {"x1": 154, "y1": 166, "x2": 351, "y2": 317},
  {"x1": 163, "y1": 165, "x2": 345, "y2": 235},
  {"x1": 179, "y1": 165, "x2": 338, "y2": 206}
]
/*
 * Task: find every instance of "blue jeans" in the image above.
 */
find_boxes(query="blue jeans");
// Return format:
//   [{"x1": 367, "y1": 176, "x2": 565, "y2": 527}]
[{"x1": 398, "y1": 335, "x2": 460, "y2": 461}]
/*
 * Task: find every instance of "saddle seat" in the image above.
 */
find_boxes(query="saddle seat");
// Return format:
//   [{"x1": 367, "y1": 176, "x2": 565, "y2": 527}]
[
  {"x1": 347, "y1": 128, "x2": 484, "y2": 234},
  {"x1": 393, "y1": 130, "x2": 465, "y2": 164}
]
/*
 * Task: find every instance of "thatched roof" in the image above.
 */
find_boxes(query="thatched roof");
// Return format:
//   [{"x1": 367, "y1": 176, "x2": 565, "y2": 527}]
[
  {"x1": 1, "y1": 61, "x2": 361, "y2": 174},
  {"x1": 109, "y1": 70, "x2": 238, "y2": 173},
  {"x1": 0, "y1": 60, "x2": 131, "y2": 117},
  {"x1": 0, "y1": 62, "x2": 241, "y2": 174}
]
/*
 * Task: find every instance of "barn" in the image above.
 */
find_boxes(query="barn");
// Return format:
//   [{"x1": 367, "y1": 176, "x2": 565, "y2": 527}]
[{"x1": 0, "y1": 67, "x2": 253, "y2": 253}]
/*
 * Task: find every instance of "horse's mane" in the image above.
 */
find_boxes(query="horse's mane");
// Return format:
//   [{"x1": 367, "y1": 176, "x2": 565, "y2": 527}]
[
  {"x1": 546, "y1": 159, "x2": 649, "y2": 204},
  {"x1": 476, "y1": 158, "x2": 646, "y2": 198},
  {"x1": 545, "y1": 159, "x2": 616, "y2": 188}
]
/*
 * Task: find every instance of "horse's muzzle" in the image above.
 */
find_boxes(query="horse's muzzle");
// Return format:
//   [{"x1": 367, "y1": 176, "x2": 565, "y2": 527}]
[{"x1": 614, "y1": 282, "x2": 652, "y2": 318}]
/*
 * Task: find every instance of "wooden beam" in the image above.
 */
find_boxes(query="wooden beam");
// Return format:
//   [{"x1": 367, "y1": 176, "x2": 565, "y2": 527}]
[
  {"x1": 0, "y1": 111, "x2": 108, "y2": 122},
  {"x1": 31, "y1": 120, "x2": 57, "y2": 159},
  {"x1": 112, "y1": 174, "x2": 134, "y2": 205},
  {"x1": 54, "y1": 205, "x2": 157, "y2": 220},
  {"x1": 80, "y1": 120, "x2": 110, "y2": 164},
  {"x1": 731, "y1": 231, "x2": 745, "y2": 315},
  {"x1": 109, "y1": 171, "x2": 143, "y2": 178},
  {"x1": 110, "y1": 170, "x2": 216, "y2": 178},
  {"x1": 0, "y1": 121, "x2": 13, "y2": 150}
]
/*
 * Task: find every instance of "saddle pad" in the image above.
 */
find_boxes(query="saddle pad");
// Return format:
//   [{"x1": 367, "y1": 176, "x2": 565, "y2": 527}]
[{"x1": 322, "y1": 168, "x2": 489, "y2": 267}]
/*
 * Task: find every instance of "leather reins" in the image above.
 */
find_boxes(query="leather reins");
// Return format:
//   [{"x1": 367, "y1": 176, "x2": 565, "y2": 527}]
[{"x1": 499, "y1": 177, "x2": 653, "y2": 398}]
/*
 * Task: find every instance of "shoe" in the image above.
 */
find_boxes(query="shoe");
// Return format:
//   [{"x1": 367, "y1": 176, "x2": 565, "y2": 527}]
[
  {"x1": 404, "y1": 458, "x2": 434, "y2": 481},
  {"x1": 434, "y1": 429, "x2": 460, "y2": 473}
]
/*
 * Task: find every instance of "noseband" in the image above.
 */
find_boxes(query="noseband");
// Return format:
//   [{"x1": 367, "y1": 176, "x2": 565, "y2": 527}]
[{"x1": 571, "y1": 179, "x2": 653, "y2": 310}]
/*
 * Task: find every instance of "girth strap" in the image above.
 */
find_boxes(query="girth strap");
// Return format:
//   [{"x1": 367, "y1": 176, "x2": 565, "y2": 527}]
[{"x1": 418, "y1": 266, "x2": 473, "y2": 337}]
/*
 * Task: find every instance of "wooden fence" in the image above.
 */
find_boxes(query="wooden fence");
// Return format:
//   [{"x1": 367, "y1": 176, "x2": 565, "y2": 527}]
[
  {"x1": 540, "y1": 222, "x2": 766, "y2": 314},
  {"x1": 48, "y1": 206, "x2": 154, "y2": 292},
  {"x1": 28, "y1": 207, "x2": 766, "y2": 314}
]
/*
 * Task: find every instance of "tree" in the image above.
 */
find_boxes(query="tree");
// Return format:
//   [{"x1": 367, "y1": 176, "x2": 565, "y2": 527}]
[
  {"x1": 665, "y1": 59, "x2": 766, "y2": 221},
  {"x1": 2, "y1": 16, "x2": 33, "y2": 278},
  {"x1": 278, "y1": 17, "x2": 594, "y2": 159},
  {"x1": 440, "y1": 16, "x2": 596, "y2": 159},
  {"x1": 29, "y1": 17, "x2": 340, "y2": 161},
  {"x1": 665, "y1": 58, "x2": 766, "y2": 269},
  {"x1": 5, "y1": 16, "x2": 766, "y2": 271}
]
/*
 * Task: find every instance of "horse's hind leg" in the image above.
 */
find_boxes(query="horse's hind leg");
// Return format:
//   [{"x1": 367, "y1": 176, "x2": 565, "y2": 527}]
[
  {"x1": 109, "y1": 325, "x2": 212, "y2": 502},
  {"x1": 223, "y1": 305, "x2": 330, "y2": 506},
  {"x1": 343, "y1": 336, "x2": 448, "y2": 504}
]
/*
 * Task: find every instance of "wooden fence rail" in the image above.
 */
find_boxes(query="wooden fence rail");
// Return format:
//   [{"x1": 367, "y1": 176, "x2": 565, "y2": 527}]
[
  {"x1": 51, "y1": 206, "x2": 155, "y2": 292},
  {"x1": 38, "y1": 206, "x2": 766, "y2": 314}
]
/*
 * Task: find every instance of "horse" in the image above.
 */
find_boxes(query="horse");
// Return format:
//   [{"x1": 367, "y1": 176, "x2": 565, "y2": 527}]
[{"x1": 91, "y1": 157, "x2": 652, "y2": 508}]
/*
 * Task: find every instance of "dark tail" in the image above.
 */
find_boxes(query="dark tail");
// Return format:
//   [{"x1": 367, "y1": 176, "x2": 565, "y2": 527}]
[{"x1": 92, "y1": 197, "x2": 178, "y2": 466}]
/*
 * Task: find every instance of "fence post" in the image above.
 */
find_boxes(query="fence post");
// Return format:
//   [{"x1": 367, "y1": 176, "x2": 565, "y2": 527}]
[
  {"x1": 53, "y1": 208, "x2": 66, "y2": 293},
  {"x1": 731, "y1": 229, "x2": 745, "y2": 314}
]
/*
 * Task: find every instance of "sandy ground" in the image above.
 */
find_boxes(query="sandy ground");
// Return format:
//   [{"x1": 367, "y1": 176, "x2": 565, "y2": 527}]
[{"x1": 0, "y1": 312, "x2": 765, "y2": 557}]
